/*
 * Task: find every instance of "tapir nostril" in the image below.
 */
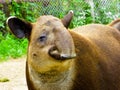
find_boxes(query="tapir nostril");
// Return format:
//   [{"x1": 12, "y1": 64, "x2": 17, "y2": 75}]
[
  {"x1": 33, "y1": 53, "x2": 37, "y2": 57},
  {"x1": 48, "y1": 46, "x2": 60, "y2": 59}
]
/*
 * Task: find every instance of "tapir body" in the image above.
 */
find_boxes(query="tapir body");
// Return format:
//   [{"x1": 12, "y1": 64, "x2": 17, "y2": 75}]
[{"x1": 7, "y1": 11, "x2": 120, "y2": 90}]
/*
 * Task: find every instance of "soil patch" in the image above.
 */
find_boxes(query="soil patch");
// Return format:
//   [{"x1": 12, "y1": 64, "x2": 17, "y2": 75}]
[{"x1": 0, "y1": 57, "x2": 28, "y2": 90}]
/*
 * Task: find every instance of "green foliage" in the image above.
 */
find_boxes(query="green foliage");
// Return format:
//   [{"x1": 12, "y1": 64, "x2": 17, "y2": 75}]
[
  {"x1": 9, "y1": 0, "x2": 38, "y2": 22},
  {"x1": 93, "y1": 1, "x2": 115, "y2": 24},
  {"x1": 94, "y1": 8, "x2": 112, "y2": 24},
  {"x1": 0, "y1": 33, "x2": 28, "y2": 60},
  {"x1": 0, "y1": 1, "x2": 34, "y2": 61},
  {"x1": 64, "y1": 0, "x2": 93, "y2": 28},
  {"x1": 0, "y1": 4, "x2": 7, "y2": 34},
  {"x1": 63, "y1": 0, "x2": 119, "y2": 28}
]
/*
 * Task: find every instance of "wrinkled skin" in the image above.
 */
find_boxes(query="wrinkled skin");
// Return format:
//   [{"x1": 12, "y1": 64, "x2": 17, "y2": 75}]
[{"x1": 7, "y1": 11, "x2": 120, "y2": 90}]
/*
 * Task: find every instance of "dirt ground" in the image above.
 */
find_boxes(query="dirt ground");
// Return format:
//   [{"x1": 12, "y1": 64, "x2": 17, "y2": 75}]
[{"x1": 0, "y1": 57, "x2": 28, "y2": 90}]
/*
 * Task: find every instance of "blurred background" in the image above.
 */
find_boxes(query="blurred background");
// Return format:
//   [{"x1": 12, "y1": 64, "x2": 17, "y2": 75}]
[{"x1": 0, "y1": 0, "x2": 120, "y2": 61}]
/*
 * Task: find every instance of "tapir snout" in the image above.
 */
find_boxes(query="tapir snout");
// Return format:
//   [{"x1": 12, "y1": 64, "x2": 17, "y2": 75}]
[{"x1": 7, "y1": 11, "x2": 76, "y2": 61}]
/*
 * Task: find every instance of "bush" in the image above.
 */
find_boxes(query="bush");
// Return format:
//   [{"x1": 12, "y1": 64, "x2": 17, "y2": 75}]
[
  {"x1": 0, "y1": 1, "x2": 40, "y2": 61},
  {"x1": 0, "y1": 4, "x2": 7, "y2": 34},
  {"x1": 9, "y1": 0, "x2": 38, "y2": 22},
  {"x1": 0, "y1": 33, "x2": 28, "y2": 60}
]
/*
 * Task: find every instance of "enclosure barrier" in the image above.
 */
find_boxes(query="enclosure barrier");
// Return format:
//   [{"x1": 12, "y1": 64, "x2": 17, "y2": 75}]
[{"x1": 0, "y1": 0, "x2": 120, "y2": 33}]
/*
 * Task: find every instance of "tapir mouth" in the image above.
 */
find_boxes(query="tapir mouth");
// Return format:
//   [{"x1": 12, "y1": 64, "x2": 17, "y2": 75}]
[{"x1": 48, "y1": 46, "x2": 76, "y2": 60}]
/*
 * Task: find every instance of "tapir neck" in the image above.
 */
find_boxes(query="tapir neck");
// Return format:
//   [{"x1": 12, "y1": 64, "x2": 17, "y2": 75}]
[{"x1": 26, "y1": 61, "x2": 75, "y2": 90}]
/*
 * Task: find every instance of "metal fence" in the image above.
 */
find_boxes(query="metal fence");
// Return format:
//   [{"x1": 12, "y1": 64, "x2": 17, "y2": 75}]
[
  {"x1": 32, "y1": 0, "x2": 64, "y2": 16},
  {"x1": 64, "y1": 0, "x2": 120, "y2": 23},
  {"x1": 0, "y1": 0, "x2": 120, "y2": 23},
  {"x1": 93, "y1": 0, "x2": 120, "y2": 20}
]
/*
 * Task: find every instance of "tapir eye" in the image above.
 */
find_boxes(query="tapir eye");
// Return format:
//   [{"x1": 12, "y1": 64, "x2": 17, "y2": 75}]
[{"x1": 39, "y1": 34, "x2": 47, "y2": 42}]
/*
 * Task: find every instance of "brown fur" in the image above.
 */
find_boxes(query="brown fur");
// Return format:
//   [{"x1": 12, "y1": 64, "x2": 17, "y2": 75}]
[{"x1": 7, "y1": 11, "x2": 120, "y2": 90}]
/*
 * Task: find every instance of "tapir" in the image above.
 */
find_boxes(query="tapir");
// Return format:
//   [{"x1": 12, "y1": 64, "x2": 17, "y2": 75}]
[{"x1": 7, "y1": 11, "x2": 120, "y2": 90}]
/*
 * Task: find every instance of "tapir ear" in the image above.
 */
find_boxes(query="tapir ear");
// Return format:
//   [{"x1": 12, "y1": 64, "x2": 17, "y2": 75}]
[
  {"x1": 109, "y1": 19, "x2": 120, "y2": 31},
  {"x1": 61, "y1": 10, "x2": 74, "y2": 28},
  {"x1": 7, "y1": 16, "x2": 32, "y2": 39}
]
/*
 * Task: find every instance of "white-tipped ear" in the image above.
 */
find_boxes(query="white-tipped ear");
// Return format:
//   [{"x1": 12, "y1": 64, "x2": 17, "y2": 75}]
[
  {"x1": 7, "y1": 16, "x2": 32, "y2": 39},
  {"x1": 61, "y1": 10, "x2": 74, "y2": 28},
  {"x1": 69, "y1": 10, "x2": 74, "y2": 14},
  {"x1": 6, "y1": 16, "x2": 17, "y2": 24}
]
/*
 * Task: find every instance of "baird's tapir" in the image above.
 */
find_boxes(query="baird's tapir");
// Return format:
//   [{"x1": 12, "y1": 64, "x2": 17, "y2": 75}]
[{"x1": 7, "y1": 11, "x2": 120, "y2": 90}]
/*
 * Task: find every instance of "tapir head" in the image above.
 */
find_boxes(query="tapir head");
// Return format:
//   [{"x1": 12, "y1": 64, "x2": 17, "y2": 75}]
[{"x1": 7, "y1": 11, "x2": 76, "y2": 73}]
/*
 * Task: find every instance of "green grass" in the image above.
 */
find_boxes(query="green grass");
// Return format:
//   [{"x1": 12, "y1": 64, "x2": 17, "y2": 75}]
[
  {"x1": 0, "y1": 77, "x2": 10, "y2": 82},
  {"x1": 0, "y1": 33, "x2": 28, "y2": 61}
]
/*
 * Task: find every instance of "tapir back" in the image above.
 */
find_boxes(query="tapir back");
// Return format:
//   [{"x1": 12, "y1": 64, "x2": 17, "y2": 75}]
[
  {"x1": 69, "y1": 24, "x2": 120, "y2": 90},
  {"x1": 73, "y1": 24, "x2": 120, "y2": 60}
]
